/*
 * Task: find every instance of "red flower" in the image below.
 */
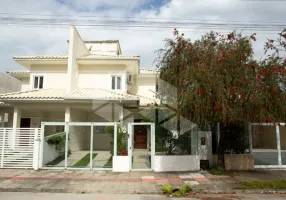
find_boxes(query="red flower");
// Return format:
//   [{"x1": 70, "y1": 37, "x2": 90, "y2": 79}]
[
  {"x1": 269, "y1": 39, "x2": 274, "y2": 43},
  {"x1": 251, "y1": 36, "x2": 256, "y2": 41},
  {"x1": 227, "y1": 33, "x2": 234, "y2": 40},
  {"x1": 120, "y1": 149, "x2": 127, "y2": 156},
  {"x1": 230, "y1": 87, "x2": 236, "y2": 94},
  {"x1": 214, "y1": 105, "x2": 223, "y2": 111},
  {"x1": 268, "y1": 116, "x2": 273, "y2": 122}
]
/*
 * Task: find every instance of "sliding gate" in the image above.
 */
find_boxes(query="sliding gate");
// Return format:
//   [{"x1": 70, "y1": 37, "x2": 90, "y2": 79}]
[
  {"x1": 0, "y1": 128, "x2": 40, "y2": 168},
  {"x1": 40, "y1": 122, "x2": 118, "y2": 170}
]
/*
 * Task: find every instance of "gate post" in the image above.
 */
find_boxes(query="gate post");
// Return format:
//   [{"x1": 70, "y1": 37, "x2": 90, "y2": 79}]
[
  {"x1": 1, "y1": 129, "x2": 6, "y2": 167},
  {"x1": 33, "y1": 128, "x2": 40, "y2": 170}
]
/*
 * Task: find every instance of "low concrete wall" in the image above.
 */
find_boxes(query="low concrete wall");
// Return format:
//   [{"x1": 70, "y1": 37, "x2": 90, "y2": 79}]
[
  {"x1": 112, "y1": 156, "x2": 129, "y2": 172},
  {"x1": 224, "y1": 154, "x2": 254, "y2": 170},
  {"x1": 42, "y1": 141, "x2": 59, "y2": 165},
  {"x1": 153, "y1": 155, "x2": 200, "y2": 172}
]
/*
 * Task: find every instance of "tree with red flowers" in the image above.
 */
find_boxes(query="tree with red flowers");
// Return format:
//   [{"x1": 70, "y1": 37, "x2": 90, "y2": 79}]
[{"x1": 156, "y1": 29, "x2": 286, "y2": 166}]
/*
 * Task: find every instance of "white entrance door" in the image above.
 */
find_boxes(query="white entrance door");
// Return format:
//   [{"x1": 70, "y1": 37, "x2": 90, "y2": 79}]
[{"x1": 128, "y1": 122, "x2": 155, "y2": 171}]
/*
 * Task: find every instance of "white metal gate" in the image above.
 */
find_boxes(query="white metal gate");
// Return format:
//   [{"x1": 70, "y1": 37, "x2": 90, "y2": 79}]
[{"x1": 0, "y1": 128, "x2": 40, "y2": 168}]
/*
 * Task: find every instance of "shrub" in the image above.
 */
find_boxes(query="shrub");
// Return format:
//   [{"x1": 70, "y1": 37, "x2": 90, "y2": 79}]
[
  {"x1": 162, "y1": 184, "x2": 172, "y2": 194},
  {"x1": 179, "y1": 187, "x2": 187, "y2": 195},
  {"x1": 184, "y1": 183, "x2": 192, "y2": 192}
]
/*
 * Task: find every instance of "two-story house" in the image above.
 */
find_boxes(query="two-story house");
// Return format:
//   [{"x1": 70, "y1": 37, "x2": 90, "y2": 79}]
[
  {"x1": 0, "y1": 26, "x2": 163, "y2": 169},
  {"x1": 0, "y1": 26, "x2": 205, "y2": 172},
  {"x1": 0, "y1": 26, "x2": 158, "y2": 128}
]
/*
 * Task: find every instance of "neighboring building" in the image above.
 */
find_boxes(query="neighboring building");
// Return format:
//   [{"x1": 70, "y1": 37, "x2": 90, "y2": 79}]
[{"x1": 0, "y1": 73, "x2": 21, "y2": 127}]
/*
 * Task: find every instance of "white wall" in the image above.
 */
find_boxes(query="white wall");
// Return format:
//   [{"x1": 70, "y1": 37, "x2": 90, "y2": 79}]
[
  {"x1": 29, "y1": 65, "x2": 68, "y2": 89},
  {"x1": 113, "y1": 156, "x2": 129, "y2": 172},
  {"x1": 67, "y1": 26, "x2": 89, "y2": 93},
  {"x1": 42, "y1": 140, "x2": 60, "y2": 165},
  {"x1": 129, "y1": 76, "x2": 156, "y2": 98},
  {"x1": 198, "y1": 131, "x2": 213, "y2": 167},
  {"x1": 77, "y1": 65, "x2": 127, "y2": 92},
  {"x1": 69, "y1": 108, "x2": 90, "y2": 152},
  {"x1": 85, "y1": 42, "x2": 119, "y2": 55},
  {"x1": 153, "y1": 155, "x2": 200, "y2": 172},
  {"x1": 20, "y1": 78, "x2": 30, "y2": 91}
]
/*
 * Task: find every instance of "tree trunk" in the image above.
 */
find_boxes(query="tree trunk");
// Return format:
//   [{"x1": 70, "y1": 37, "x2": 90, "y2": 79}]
[{"x1": 217, "y1": 123, "x2": 225, "y2": 168}]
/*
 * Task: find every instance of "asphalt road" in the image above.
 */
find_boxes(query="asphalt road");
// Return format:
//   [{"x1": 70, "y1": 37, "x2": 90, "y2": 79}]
[{"x1": 0, "y1": 192, "x2": 286, "y2": 200}]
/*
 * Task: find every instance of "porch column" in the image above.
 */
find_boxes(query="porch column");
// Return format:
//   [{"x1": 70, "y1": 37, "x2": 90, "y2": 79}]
[
  {"x1": 12, "y1": 107, "x2": 21, "y2": 149},
  {"x1": 0, "y1": 112, "x2": 4, "y2": 127},
  {"x1": 276, "y1": 125, "x2": 282, "y2": 165},
  {"x1": 64, "y1": 107, "x2": 70, "y2": 169}
]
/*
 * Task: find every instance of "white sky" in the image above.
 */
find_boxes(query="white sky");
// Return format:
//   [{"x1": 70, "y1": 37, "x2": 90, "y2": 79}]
[{"x1": 0, "y1": 0, "x2": 285, "y2": 72}]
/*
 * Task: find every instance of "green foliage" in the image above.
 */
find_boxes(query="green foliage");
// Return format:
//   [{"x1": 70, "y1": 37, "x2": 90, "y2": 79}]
[
  {"x1": 175, "y1": 132, "x2": 192, "y2": 155},
  {"x1": 72, "y1": 153, "x2": 97, "y2": 167},
  {"x1": 184, "y1": 183, "x2": 192, "y2": 193},
  {"x1": 45, "y1": 154, "x2": 65, "y2": 166},
  {"x1": 157, "y1": 29, "x2": 286, "y2": 126},
  {"x1": 105, "y1": 125, "x2": 128, "y2": 156},
  {"x1": 47, "y1": 135, "x2": 66, "y2": 154},
  {"x1": 162, "y1": 184, "x2": 191, "y2": 196},
  {"x1": 103, "y1": 156, "x2": 113, "y2": 168},
  {"x1": 221, "y1": 121, "x2": 248, "y2": 154},
  {"x1": 240, "y1": 180, "x2": 286, "y2": 189},
  {"x1": 162, "y1": 184, "x2": 172, "y2": 194},
  {"x1": 178, "y1": 187, "x2": 187, "y2": 196},
  {"x1": 210, "y1": 168, "x2": 227, "y2": 175}
]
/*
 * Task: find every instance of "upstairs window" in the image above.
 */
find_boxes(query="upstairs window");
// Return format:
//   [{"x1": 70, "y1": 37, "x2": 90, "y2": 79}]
[
  {"x1": 111, "y1": 76, "x2": 122, "y2": 90},
  {"x1": 33, "y1": 76, "x2": 44, "y2": 89}
]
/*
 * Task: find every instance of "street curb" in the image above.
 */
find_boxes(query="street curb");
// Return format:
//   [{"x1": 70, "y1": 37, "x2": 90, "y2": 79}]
[
  {"x1": 0, "y1": 188, "x2": 161, "y2": 194},
  {"x1": 1, "y1": 187, "x2": 286, "y2": 195}
]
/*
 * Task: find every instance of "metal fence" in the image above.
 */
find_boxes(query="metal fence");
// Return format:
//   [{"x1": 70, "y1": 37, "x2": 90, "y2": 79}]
[{"x1": 0, "y1": 128, "x2": 40, "y2": 168}]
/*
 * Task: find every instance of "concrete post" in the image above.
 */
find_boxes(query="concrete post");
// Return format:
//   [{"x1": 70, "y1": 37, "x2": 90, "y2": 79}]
[
  {"x1": 12, "y1": 107, "x2": 21, "y2": 149},
  {"x1": 276, "y1": 125, "x2": 282, "y2": 165},
  {"x1": 0, "y1": 112, "x2": 5, "y2": 127},
  {"x1": 33, "y1": 128, "x2": 40, "y2": 170}
]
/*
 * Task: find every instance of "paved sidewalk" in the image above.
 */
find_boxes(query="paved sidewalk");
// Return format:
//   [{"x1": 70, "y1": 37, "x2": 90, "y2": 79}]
[{"x1": 0, "y1": 169, "x2": 241, "y2": 194}]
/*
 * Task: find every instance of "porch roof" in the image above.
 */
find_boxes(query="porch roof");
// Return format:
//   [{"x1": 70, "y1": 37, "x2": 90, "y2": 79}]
[
  {"x1": 0, "y1": 89, "x2": 65, "y2": 100},
  {"x1": 0, "y1": 88, "x2": 159, "y2": 106},
  {"x1": 67, "y1": 88, "x2": 139, "y2": 100}
]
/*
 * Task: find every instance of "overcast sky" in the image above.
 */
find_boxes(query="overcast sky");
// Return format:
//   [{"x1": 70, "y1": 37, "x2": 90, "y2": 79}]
[{"x1": 0, "y1": 0, "x2": 285, "y2": 73}]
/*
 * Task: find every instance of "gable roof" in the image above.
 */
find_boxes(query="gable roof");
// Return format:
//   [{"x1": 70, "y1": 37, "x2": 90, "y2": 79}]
[
  {"x1": 67, "y1": 88, "x2": 139, "y2": 100},
  {"x1": 0, "y1": 88, "x2": 158, "y2": 106},
  {"x1": 0, "y1": 89, "x2": 65, "y2": 100},
  {"x1": 13, "y1": 55, "x2": 68, "y2": 61}
]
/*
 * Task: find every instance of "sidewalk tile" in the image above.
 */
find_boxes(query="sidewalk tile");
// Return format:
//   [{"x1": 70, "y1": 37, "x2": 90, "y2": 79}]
[
  {"x1": 183, "y1": 180, "x2": 199, "y2": 186},
  {"x1": 194, "y1": 177, "x2": 209, "y2": 182},
  {"x1": 190, "y1": 173, "x2": 205, "y2": 178},
  {"x1": 179, "y1": 174, "x2": 192, "y2": 179}
]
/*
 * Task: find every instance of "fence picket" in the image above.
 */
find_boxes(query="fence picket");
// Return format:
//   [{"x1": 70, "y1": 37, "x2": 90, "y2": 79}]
[{"x1": 0, "y1": 128, "x2": 41, "y2": 169}]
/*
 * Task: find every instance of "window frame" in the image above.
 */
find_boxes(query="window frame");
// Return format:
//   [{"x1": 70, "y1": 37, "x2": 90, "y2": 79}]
[
  {"x1": 111, "y1": 75, "x2": 122, "y2": 90},
  {"x1": 32, "y1": 75, "x2": 44, "y2": 90}
]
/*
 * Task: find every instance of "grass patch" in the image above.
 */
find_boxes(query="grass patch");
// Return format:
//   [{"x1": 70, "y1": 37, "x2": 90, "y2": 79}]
[
  {"x1": 72, "y1": 153, "x2": 97, "y2": 167},
  {"x1": 240, "y1": 180, "x2": 286, "y2": 189},
  {"x1": 103, "y1": 156, "x2": 113, "y2": 168},
  {"x1": 46, "y1": 154, "x2": 65, "y2": 166},
  {"x1": 209, "y1": 168, "x2": 228, "y2": 175}
]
